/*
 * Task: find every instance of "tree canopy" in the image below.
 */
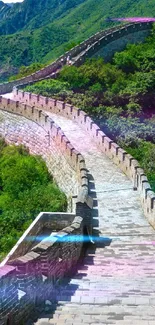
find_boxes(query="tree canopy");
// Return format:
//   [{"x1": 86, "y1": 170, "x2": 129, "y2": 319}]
[
  {"x1": 24, "y1": 32, "x2": 155, "y2": 192},
  {"x1": 0, "y1": 140, "x2": 67, "y2": 261}
]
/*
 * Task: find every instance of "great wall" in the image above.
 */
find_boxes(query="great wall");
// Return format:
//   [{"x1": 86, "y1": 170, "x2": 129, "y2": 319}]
[
  {"x1": 0, "y1": 21, "x2": 155, "y2": 325},
  {"x1": 0, "y1": 21, "x2": 152, "y2": 95}
]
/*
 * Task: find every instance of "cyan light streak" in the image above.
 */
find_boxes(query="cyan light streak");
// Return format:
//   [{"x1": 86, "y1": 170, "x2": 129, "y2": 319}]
[
  {"x1": 25, "y1": 235, "x2": 112, "y2": 244},
  {"x1": 24, "y1": 235, "x2": 155, "y2": 245}
]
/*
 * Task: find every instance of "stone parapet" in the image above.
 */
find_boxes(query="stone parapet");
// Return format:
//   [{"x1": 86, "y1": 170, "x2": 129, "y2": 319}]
[
  {"x1": 0, "y1": 22, "x2": 153, "y2": 94},
  {"x1": 0, "y1": 212, "x2": 76, "y2": 266},
  {"x1": 0, "y1": 96, "x2": 93, "y2": 324},
  {"x1": 74, "y1": 21, "x2": 152, "y2": 65},
  {"x1": 0, "y1": 21, "x2": 154, "y2": 323},
  {"x1": 0, "y1": 214, "x2": 84, "y2": 324},
  {"x1": 14, "y1": 88, "x2": 155, "y2": 229}
]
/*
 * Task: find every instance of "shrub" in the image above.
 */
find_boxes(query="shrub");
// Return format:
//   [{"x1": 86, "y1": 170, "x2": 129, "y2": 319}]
[{"x1": 0, "y1": 143, "x2": 67, "y2": 261}]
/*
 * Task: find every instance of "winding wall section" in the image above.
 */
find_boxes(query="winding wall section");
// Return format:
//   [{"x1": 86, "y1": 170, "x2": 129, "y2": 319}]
[
  {"x1": 14, "y1": 89, "x2": 155, "y2": 229},
  {"x1": 0, "y1": 21, "x2": 155, "y2": 324},
  {"x1": 0, "y1": 22, "x2": 153, "y2": 94},
  {"x1": 0, "y1": 87, "x2": 154, "y2": 324},
  {"x1": 0, "y1": 96, "x2": 93, "y2": 325}
]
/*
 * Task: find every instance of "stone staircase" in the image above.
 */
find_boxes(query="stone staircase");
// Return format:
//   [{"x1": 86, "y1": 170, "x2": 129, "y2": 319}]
[
  {"x1": 2, "y1": 94, "x2": 155, "y2": 325},
  {"x1": 33, "y1": 240, "x2": 155, "y2": 324},
  {"x1": 29, "y1": 112, "x2": 155, "y2": 325}
]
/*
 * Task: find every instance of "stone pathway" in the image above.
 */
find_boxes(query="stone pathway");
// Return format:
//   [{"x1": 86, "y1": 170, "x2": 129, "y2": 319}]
[
  {"x1": 32, "y1": 112, "x2": 155, "y2": 325},
  {"x1": 2, "y1": 94, "x2": 155, "y2": 324}
]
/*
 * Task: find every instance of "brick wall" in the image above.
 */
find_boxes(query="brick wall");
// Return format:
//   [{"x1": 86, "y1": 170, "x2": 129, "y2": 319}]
[
  {"x1": 0, "y1": 97, "x2": 93, "y2": 324},
  {"x1": 1, "y1": 212, "x2": 76, "y2": 266},
  {"x1": 14, "y1": 89, "x2": 155, "y2": 229},
  {"x1": 0, "y1": 214, "x2": 85, "y2": 325},
  {"x1": 0, "y1": 21, "x2": 154, "y2": 323},
  {"x1": 0, "y1": 22, "x2": 153, "y2": 94},
  {"x1": 74, "y1": 22, "x2": 152, "y2": 65}
]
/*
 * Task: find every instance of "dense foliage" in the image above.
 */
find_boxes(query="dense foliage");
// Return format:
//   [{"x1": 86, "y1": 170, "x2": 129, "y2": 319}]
[
  {"x1": 1, "y1": 0, "x2": 155, "y2": 80},
  {"x1": 0, "y1": 1, "x2": 10, "y2": 20},
  {"x1": 0, "y1": 0, "x2": 86, "y2": 35},
  {"x1": 0, "y1": 140, "x2": 67, "y2": 261},
  {"x1": 25, "y1": 79, "x2": 70, "y2": 96},
  {"x1": 9, "y1": 62, "x2": 45, "y2": 81},
  {"x1": 24, "y1": 32, "x2": 155, "y2": 191}
]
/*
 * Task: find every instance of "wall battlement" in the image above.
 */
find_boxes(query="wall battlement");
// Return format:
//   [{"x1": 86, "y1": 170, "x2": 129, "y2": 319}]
[
  {"x1": 14, "y1": 89, "x2": 155, "y2": 229},
  {"x1": 0, "y1": 214, "x2": 84, "y2": 325},
  {"x1": 0, "y1": 96, "x2": 93, "y2": 325},
  {"x1": 0, "y1": 21, "x2": 155, "y2": 324},
  {"x1": 0, "y1": 22, "x2": 153, "y2": 94}
]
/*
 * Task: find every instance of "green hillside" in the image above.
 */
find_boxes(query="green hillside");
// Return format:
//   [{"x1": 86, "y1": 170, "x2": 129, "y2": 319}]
[
  {"x1": 24, "y1": 30, "x2": 155, "y2": 191},
  {"x1": 0, "y1": 1, "x2": 10, "y2": 20},
  {"x1": 0, "y1": 0, "x2": 86, "y2": 35},
  {"x1": 0, "y1": 140, "x2": 67, "y2": 262},
  {"x1": 0, "y1": 0, "x2": 155, "y2": 80}
]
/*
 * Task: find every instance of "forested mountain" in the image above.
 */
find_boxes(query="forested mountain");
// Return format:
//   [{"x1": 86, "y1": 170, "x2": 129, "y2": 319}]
[
  {"x1": 0, "y1": 0, "x2": 86, "y2": 35},
  {"x1": 0, "y1": 1, "x2": 10, "y2": 20},
  {"x1": 24, "y1": 32, "x2": 155, "y2": 192},
  {"x1": 0, "y1": 0, "x2": 155, "y2": 80}
]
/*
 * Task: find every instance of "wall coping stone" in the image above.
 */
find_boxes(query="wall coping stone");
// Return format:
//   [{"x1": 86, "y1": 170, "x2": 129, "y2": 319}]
[{"x1": 13, "y1": 88, "x2": 155, "y2": 229}]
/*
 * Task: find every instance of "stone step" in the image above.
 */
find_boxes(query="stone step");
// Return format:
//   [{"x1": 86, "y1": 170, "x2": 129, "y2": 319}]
[
  {"x1": 35, "y1": 313, "x2": 155, "y2": 325},
  {"x1": 54, "y1": 304, "x2": 155, "y2": 314},
  {"x1": 46, "y1": 320, "x2": 155, "y2": 325},
  {"x1": 53, "y1": 296, "x2": 155, "y2": 305},
  {"x1": 23, "y1": 102, "x2": 155, "y2": 325},
  {"x1": 54, "y1": 290, "x2": 155, "y2": 298},
  {"x1": 53, "y1": 313, "x2": 155, "y2": 321}
]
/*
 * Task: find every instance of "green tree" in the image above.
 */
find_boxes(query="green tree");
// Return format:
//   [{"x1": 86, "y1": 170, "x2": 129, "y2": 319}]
[{"x1": 0, "y1": 143, "x2": 67, "y2": 261}]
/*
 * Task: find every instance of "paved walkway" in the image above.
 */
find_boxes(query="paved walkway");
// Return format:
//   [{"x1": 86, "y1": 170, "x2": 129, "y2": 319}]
[
  {"x1": 2, "y1": 94, "x2": 155, "y2": 324},
  {"x1": 33, "y1": 112, "x2": 155, "y2": 325}
]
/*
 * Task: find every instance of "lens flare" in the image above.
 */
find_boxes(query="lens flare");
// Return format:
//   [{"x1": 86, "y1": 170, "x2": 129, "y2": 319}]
[{"x1": 25, "y1": 235, "x2": 112, "y2": 244}]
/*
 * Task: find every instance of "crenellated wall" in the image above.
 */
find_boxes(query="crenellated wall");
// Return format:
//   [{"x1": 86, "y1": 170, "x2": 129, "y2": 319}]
[
  {"x1": 0, "y1": 215, "x2": 84, "y2": 325},
  {"x1": 74, "y1": 22, "x2": 152, "y2": 65},
  {"x1": 91, "y1": 29, "x2": 150, "y2": 62},
  {"x1": 0, "y1": 212, "x2": 76, "y2": 266},
  {"x1": 14, "y1": 89, "x2": 155, "y2": 229},
  {"x1": 0, "y1": 96, "x2": 93, "y2": 325},
  {"x1": 0, "y1": 22, "x2": 153, "y2": 94},
  {"x1": 0, "y1": 21, "x2": 155, "y2": 324},
  {"x1": 0, "y1": 106, "x2": 79, "y2": 205}
]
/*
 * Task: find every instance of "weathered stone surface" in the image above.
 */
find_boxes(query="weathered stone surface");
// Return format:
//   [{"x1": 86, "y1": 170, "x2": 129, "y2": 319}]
[
  {"x1": 0, "y1": 21, "x2": 155, "y2": 323},
  {"x1": 32, "y1": 110, "x2": 155, "y2": 325},
  {"x1": 0, "y1": 100, "x2": 89, "y2": 325},
  {"x1": 0, "y1": 110, "x2": 79, "y2": 204}
]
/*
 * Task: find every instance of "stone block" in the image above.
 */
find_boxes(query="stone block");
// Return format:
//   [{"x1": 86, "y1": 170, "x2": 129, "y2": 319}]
[
  {"x1": 71, "y1": 107, "x2": 79, "y2": 120},
  {"x1": 77, "y1": 153, "x2": 85, "y2": 164},
  {"x1": 102, "y1": 136, "x2": 113, "y2": 154},
  {"x1": 91, "y1": 123, "x2": 100, "y2": 138},
  {"x1": 66, "y1": 142, "x2": 74, "y2": 157},
  {"x1": 78, "y1": 110, "x2": 87, "y2": 126},
  {"x1": 56, "y1": 100, "x2": 65, "y2": 112},
  {"x1": 23, "y1": 91, "x2": 31, "y2": 103},
  {"x1": 71, "y1": 149, "x2": 79, "y2": 167},
  {"x1": 51, "y1": 123, "x2": 60, "y2": 138},
  {"x1": 64, "y1": 103, "x2": 73, "y2": 117},
  {"x1": 96, "y1": 130, "x2": 106, "y2": 147},
  {"x1": 31, "y1": 93, "x2": 39, "y2": 106}
]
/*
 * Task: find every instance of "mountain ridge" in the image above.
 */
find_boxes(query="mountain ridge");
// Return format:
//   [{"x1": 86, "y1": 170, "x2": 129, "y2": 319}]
[
  {"x1": 0, "y1": 0, "x2": 86, "y2": 35},
  {"x1": 0, "y1": 0, "x2": 155, "y2": 81},
  {"x1": 0, "y1": 1, "x2": 10, "y2": 20}
]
